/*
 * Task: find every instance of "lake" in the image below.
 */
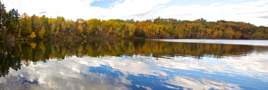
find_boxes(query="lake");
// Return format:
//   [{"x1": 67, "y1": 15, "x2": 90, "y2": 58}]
[{"x1": 0, "y1": 39, "x2": 268, "y2": 90}]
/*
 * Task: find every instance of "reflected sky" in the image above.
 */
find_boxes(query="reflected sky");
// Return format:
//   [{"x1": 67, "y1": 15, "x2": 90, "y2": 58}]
[
  {"x1": 0, "y1": 52, "x2": 267, "y2": 89},
  {"x1": 0, "y1": 40, "x2": 268, "y2": 90}
]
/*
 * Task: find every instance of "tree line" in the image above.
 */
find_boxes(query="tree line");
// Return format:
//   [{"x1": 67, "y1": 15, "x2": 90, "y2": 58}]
[{"x1": 1, "y1": 1, "x2": 268, "y2": 41}]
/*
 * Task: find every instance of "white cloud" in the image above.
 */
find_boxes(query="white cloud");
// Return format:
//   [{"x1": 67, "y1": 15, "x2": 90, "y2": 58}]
[
  {"x1": 0, "y1": 56, "x2": 132, "y2": 90},
  {"x1": 156, "y1": 0, "x2": 268, "y2": 26},
  {"x1": 1, "y1": 0, "x2": 268, "y2": 26},
  {"x1": 0, "y1": 50, "x2": 268, "y2": 89},
  {"x1": 107, "y1": 0, "x2": 171, "y2": 19},
  {"x1": 166, "y1": 75, "x2": 240, "y2": 90},
  {"x1": 157, "y1": 52, "x2": 268, "y2": 80}
]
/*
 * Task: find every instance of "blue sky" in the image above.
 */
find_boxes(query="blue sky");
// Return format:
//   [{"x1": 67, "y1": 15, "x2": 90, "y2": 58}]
[
  {"x1": 91, "y1": 0, "x2": 125, "y2": 8},
  {"x1": 2, "y1": 0, "x2": 268, "y2": 26}
]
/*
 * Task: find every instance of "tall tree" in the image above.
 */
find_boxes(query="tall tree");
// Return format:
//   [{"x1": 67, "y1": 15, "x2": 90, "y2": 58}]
[{"x1": 0, "y1": 1, "x2": 7, "y2": 39}]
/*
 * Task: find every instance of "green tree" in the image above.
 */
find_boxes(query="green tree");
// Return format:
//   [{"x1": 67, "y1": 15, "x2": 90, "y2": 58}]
[
  {"x1": 20, "y1": 13, "x2": 31, "y2": 36},
  {"x1": 43, "y1": 20, "x2": 50, "y2": 37},
  {"x1": 5, "y1": 8, "x2": 20, "y2": 36},
  {"x1": 141, "y1": 30, "x2": 146, "y2": 38},
  {"x1": 0, "y1": 1, "x2": 7, "y2": 39},
  {"x1": 51, "y1": 24, "x2": 55, "y2": 36},
  {"x1": 31, "y1": 14, "x2": 36, "y2": 32}
]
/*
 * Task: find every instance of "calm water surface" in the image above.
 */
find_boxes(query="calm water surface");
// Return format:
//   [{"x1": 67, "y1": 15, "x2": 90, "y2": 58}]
[{"x1": 0, "y1": 39, "x2": 268, "y2": 90}]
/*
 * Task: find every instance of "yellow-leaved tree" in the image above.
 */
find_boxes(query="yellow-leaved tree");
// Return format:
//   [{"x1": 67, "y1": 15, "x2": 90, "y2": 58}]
[
  {"x1": 18, "y1": 28, "x2": 21, "y2": 38},
  {"x1": 107, "y1": 27, "x2": 113, "y2": 37},
  {"x1": 206, "y1": 29, "x2": 211, "y2": 35},
  {"x1": 128, "y1": 25, "x2": 135, "y2": 37},
  {"x1": 78, "y1": 25, "x2": 83, "y2": 35},
  {"x1": 30, "y1": 43, "x2": 36, "y2": 49},
  {"x1": 87, "y1": 27, "x2": 91, "y2": 35},
  {"x1": 39, "y1": 42, "x2": 46, "y2": 53},
  {"x1": 30, "y1": 32, "x2": 36, "y2": 38},
  {"x1": 39, "y1": 25, "x2": 46, "y2": 39},
  {"x1": 234, "y1": 31, "x2": 242, "y2": 39},
  {"x1": 224, "y1": 27, "x2": 235, "y2": 39}
]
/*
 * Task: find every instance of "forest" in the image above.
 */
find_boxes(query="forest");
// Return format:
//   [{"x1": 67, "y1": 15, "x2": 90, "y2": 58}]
[{"x1": 1, "y1": 1, "x2": 268, "y2": 41}]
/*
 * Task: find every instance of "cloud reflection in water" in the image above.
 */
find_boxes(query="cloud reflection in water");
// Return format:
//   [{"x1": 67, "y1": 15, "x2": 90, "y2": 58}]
[{"x1": 1, "y1": 50, "x2": 267, "y2": 90}]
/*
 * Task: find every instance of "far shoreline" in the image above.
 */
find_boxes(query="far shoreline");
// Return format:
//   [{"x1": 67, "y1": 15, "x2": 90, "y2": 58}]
[{"x1": 151, "y1": 39, "x2": 268, "y2": 46}]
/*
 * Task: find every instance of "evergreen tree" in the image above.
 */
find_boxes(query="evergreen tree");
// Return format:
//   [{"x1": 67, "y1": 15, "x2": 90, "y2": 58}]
[{"x1": 141, "y1": 30, "x2": 146, "y2": 38}]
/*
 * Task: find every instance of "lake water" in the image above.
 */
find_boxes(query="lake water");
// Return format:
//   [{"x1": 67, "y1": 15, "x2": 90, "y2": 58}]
[{"x1": 0, "y1": 39, "x2": 268, "y2": 90}]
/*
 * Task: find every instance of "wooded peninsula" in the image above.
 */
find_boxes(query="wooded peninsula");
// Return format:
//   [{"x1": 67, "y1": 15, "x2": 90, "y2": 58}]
[{"x1": 1, "y1": 2, "x2": 268, "y2": 42}]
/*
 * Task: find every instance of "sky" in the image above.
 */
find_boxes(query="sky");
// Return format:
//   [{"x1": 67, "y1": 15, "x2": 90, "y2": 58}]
[{"x1": 1, "y1": 0, "x2": 268, "y2": 26}]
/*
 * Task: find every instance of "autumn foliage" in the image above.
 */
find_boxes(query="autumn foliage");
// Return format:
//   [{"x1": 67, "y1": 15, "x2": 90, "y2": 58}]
[{"x1": 0, "y1": 1, "x2": 268, "y2": 40}]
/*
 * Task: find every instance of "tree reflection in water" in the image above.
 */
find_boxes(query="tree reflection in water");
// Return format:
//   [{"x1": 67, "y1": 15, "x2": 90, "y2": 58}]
[{"x1": 0, "y1": 39, "x2": 267, "y2": 77}]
